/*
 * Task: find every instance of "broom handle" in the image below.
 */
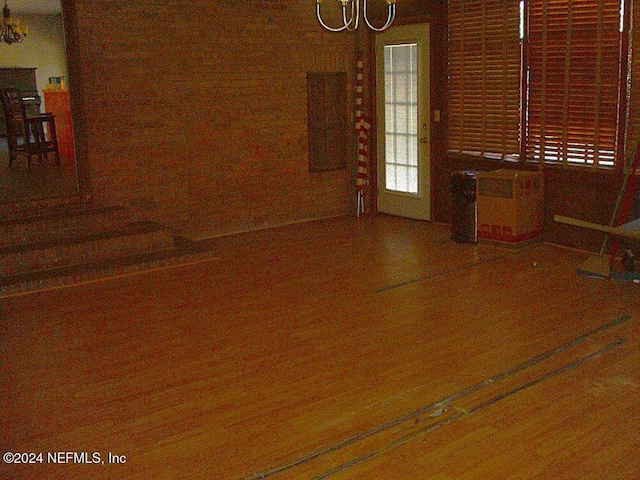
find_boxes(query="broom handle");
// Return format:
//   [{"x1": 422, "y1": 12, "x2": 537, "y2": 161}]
[
  {"x1": 609, "y1": 145, "x2": 640, "y2": 262},
  {"x1": 554, "y1": 215, "x2": 640, "y2": 241},
  {"x1": 600, "y1": 144, "x2": 637, "y2": 254}
]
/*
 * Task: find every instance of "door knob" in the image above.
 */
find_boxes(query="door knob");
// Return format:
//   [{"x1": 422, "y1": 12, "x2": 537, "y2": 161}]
[{"x1": 420, "y1": 137, "x2": 429, "y2": 144}]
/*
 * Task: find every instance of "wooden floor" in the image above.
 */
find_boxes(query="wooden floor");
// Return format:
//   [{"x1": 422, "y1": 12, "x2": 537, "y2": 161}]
[
  {"x1": 0, "y1": 138, "x2": 78, "y2": 204},
  {"x1": 1, "y1": 214, "x2": 638, "y2": 479}
]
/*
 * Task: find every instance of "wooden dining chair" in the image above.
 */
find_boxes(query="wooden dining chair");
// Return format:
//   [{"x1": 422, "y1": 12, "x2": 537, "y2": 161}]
[{"x1": 0, "y1": 88, "x2": 61, "y2": 167}]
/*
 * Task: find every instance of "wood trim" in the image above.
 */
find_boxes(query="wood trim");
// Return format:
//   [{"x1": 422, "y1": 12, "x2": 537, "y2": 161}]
[
  {"x1": 520, "y1": 0, "x2": 529, "y2": 164},
  {"x1": 60, "y1": 0, "x2": 92, "y2": 201},
  {"x1": 615, "y1": 0, "x2": 632, "y2": 171},
  {"x1": 368, "y1": 31, "x2": 378, "y2": 213}
]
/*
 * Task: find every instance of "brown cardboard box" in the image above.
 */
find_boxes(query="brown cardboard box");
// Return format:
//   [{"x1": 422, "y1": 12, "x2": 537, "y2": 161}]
[{"x1": 476, "y1": 169, "x2": 543, "y2": 245}]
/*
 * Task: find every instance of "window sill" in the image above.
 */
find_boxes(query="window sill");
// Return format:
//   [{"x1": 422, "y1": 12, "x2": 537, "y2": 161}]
[{"x1": 446, "y1": 150, "x2": 627, "y2": 174}]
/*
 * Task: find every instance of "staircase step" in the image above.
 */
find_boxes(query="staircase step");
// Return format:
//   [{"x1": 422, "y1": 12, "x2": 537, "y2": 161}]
[
  {"x1": 0, "y1": 237, "x2": 219, "y2": 298},
  {"x1": 0, "y1": 204, "x2": 219, "y2": 298},
  {"x1": 0, "y1": 205, "x2": 130, "y2": 247},
  {"x1": 0, "y1": 221, "x2": 173, "y2": 277}
]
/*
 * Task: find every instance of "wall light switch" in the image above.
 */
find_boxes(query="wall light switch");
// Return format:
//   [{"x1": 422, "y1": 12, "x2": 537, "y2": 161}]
[{"x1": 434, "y1": 109, "x2": 441, "y2": 122}]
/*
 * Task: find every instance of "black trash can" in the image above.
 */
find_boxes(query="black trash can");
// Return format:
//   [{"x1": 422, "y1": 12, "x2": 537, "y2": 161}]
[{"x1": 450, "y1": 170, "x2": 483, "y2": 243}]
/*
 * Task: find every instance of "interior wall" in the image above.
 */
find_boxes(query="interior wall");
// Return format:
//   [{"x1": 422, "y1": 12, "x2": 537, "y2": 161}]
[
  {"x1": 62, "y1": 0, "x2": 639, "y2": 250},
  {"x1": 71, "y1": 0, "x2": 358, "y2": 238},
  {"x1": 0, "y1": 14, "x2": 67, "y2": 100}
]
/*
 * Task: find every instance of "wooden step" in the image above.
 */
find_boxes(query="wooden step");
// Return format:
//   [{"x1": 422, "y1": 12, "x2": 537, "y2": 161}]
[
  {"x1": 0, "y1": 236, "x2": 219, "y2": 297},
  {"x1": 0, "y1": 204, "x2": 221, "y2": 297},
  {"x1": 0, "y1": 221, "x2": 174, "y2": 277},
  {"x1": 0, "y1": 204, "x2": 130, "y2": 247}
]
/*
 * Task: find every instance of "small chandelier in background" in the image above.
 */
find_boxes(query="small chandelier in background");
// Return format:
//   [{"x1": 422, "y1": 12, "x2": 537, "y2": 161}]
[
  {"x1": 2, "y1": 0, "x2": 28, "y2": 45},
  {"x1": 316, "y1": 0, "x2": 396, "y2": 32}
]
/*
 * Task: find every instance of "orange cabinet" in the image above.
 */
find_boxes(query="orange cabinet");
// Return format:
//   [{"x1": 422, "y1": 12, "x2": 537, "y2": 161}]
[{"x1": 43, "y1": 89, "x2": 75, "y2": 163}]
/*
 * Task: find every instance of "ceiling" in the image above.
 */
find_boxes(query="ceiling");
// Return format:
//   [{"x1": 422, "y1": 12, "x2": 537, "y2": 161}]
[{"x1": 5, "y1": 0, "x2": 61, "y2": 15}]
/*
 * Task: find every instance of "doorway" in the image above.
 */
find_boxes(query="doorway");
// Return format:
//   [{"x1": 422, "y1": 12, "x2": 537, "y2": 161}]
[
  {"x1": 376, "y1": 23, "x2": 431, "y2": 220},
  {"x1": 0, "y1": 1, "x2": 80, "y2": 205}
]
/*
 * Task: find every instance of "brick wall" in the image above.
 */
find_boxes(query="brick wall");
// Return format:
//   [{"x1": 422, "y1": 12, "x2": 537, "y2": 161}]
[{"x1": 71, "y1": 0, "x2": 358, "y2": 238}]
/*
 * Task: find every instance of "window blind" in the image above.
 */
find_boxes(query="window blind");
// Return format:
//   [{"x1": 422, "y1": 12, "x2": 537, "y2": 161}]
[
  {"x1": 526, "y1": 0, "x2": 623, "y2": 167},
  {"x1": 448, "y1": 0, "x2": 521, "y2": 160}
]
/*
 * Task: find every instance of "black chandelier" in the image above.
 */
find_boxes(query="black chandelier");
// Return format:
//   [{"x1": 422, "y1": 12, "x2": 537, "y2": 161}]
[{"x1": 2, "y1": 0, "x2": 28, "y2": 45}]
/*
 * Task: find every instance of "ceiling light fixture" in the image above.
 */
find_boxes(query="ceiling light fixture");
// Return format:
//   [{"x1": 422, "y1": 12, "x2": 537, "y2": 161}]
[
  {"x1": 316, "y1": 0, "x2": 396, "y2": 32},
  {"x1": 2, "y1": 0, "x2": 28, "y2": 45}
]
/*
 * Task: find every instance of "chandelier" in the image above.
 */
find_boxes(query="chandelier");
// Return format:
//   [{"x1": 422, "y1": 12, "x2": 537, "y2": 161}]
[
  {"x1": 316, "y1": 0, "x2": 396, "y2": 32},
  {"x1": 2, "y1": 0, "x2": 28, "y2": 45}
]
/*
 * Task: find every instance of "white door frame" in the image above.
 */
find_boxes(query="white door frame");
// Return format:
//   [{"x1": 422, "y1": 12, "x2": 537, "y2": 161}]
[{"x1": 375, "y1": 23, "x2": 431, "y2": 221}]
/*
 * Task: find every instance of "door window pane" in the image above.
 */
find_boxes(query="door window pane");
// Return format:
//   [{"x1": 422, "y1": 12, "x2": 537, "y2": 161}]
[{"x1": 384, "y1": 44, "x2": 418, "y2": 194}]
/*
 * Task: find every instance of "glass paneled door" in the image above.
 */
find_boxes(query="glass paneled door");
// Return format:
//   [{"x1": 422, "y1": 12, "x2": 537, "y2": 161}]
[{"x1": 376, "y1": 23, "x2": 431, "y2": 220}]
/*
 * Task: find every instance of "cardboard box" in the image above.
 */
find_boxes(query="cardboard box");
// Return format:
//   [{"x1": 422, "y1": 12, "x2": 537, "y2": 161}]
[{"x1": 476, "y1": 169, "x2": 543, "y2": 246}]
